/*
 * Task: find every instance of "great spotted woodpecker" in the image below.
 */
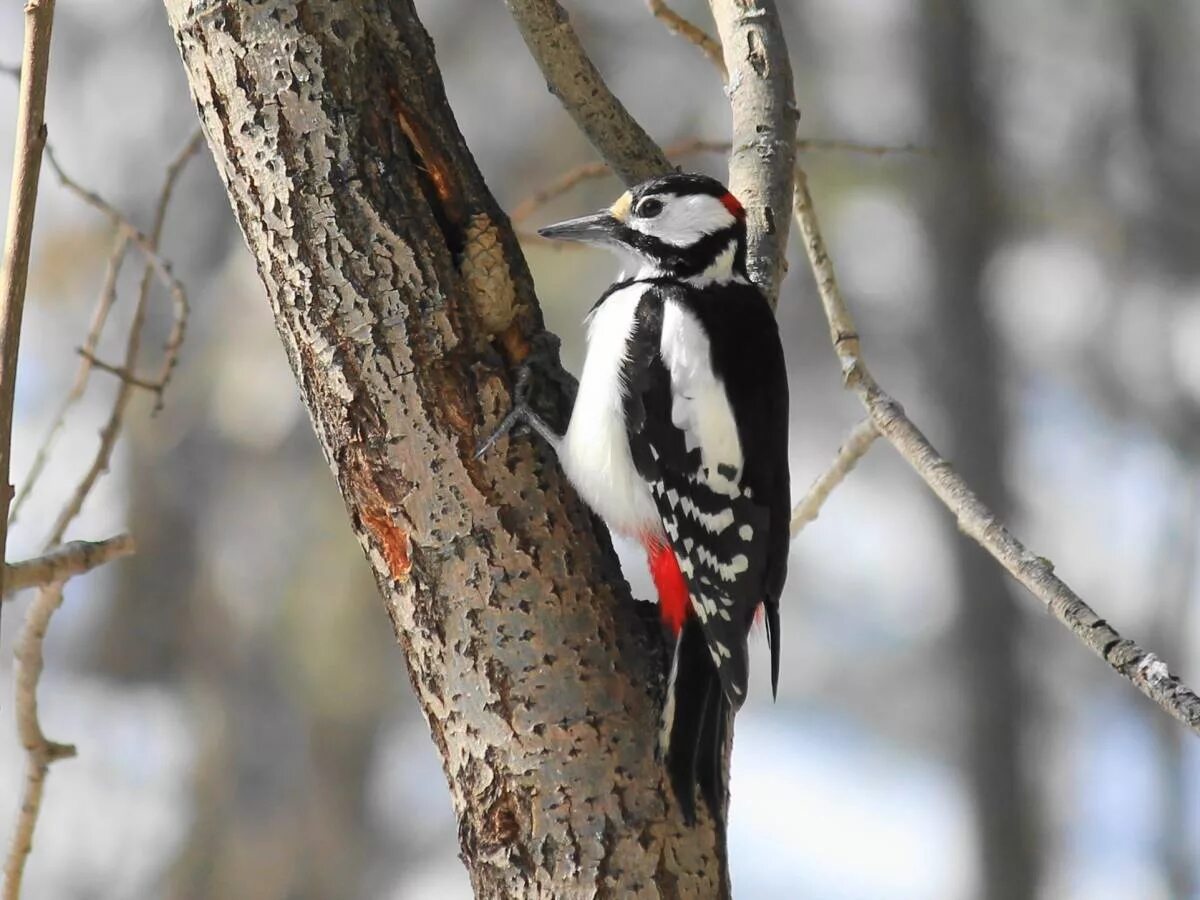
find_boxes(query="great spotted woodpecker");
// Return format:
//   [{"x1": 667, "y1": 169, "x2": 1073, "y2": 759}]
[{"x1": 479, "y1": 173, "x2": 790, "y2": 824}]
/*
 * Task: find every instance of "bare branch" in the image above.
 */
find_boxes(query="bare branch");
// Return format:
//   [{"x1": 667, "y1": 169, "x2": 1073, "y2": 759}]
[
  {"x1": 0, "y1": 0, "x2": 55, "y2": 630},
  {"x1": 143, "y1": 130, "x2": 203, "y2": 411},
  {"x1": 4, "y1": 534, "x2": 135, "y2": 597},
  {"x1": 4, "y1": 583, "x2": 73, "y2": 900},
  {"x1": 42, "y1": 143, "x2": 193, "y2": 378},
  {"x1": 75, "y1": 349, "x2": 163, "y2": 393},
  {"x1": 799, "y1": 138, "x2": 932, "y2": 158},
  {"x1": 790, "y1": 418, "x2": 878, "y2": 536},
  {"x1": 646, "y1": 0, "x2": 726, "y2": 76},
  {"x1": 511, "y1": 136, "x2": 926, "y2": 225},
  {"x1": 707, "y1": 0, "x2": 798, "y2": 305},
  {"x1": 44, "y1": 132, "x2": 200, "y2": 547},
  {"x1": 791, "y1": 165, "x2": 1200, "y2": 733},
  {"x1": 10, "y1": 232, "x2": 130, "y2": 525},
  {"x1": 504, "y1": 0, "x2": 672, "y2": 184},
  {"x1": 3, "y1": 130, "x2": 198, "y2": 893}
]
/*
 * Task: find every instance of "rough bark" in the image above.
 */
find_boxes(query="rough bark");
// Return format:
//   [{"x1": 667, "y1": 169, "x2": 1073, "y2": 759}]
[{"x1": 162, "y1": 1, "x2": 725, "y2": 896}]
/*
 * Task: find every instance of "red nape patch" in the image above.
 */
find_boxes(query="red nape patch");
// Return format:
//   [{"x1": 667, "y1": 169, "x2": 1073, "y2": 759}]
[
  {"x1": 644, "y1": 538, "x2": 690, "y2": 636},
  {"x1": 720, "y1": 191, "x2": 746, "y2": 220}
]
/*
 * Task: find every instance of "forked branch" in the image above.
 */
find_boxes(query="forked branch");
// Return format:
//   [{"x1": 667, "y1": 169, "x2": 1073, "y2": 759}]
[
  {"x1": 790, "y1": 169, "x2": 1200, "y2": 732},
  {"x1": 3, "y1": 129, "x2": 200, "y2": 899},
  {"x1": 790, "y1": 419, "x2": 878, "y2": 536},
  {"x1": 647, "y1": 0, "x2": 1200, "y2": 733},
  {"x1": 4, "y1": 535, "x2": 135, "y2": 597},
  {"x1": 0, "y1": 0, "x2": 55, "y2": 608}
]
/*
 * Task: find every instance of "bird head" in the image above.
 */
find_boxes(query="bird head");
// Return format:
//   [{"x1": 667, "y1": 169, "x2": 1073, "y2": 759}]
[{"x1": 537, "y1": 173, "x2": 748, "y2": 284}]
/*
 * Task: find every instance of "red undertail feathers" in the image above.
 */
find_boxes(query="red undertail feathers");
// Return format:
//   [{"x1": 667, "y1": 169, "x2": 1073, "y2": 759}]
[{"x1": 645, "y1": 537, "x2": 689, "y2": 635}]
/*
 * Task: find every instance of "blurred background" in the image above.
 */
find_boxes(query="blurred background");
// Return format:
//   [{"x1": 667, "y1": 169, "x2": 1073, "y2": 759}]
[{"x1": 1, "y1": 1, "x2": 1198, "y2": 897}]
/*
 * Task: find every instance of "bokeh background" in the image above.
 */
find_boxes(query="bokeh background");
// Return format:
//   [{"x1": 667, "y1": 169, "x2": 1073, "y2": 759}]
[{"x1": 1, "y1": 1, "x2": 1198, "y2": 897}]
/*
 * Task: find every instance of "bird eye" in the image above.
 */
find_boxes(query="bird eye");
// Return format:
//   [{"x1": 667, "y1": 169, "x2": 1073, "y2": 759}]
[{"x1": 636, "y1": 198, "x2": 664, "y2": 218}]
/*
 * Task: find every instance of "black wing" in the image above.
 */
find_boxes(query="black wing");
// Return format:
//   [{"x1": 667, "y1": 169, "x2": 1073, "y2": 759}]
[{"x1": 623, "y1": 280, "x2": 790, "y2": 708}]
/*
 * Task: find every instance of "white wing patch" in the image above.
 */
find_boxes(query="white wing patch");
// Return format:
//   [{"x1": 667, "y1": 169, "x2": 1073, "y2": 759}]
[{"x1": 659, "y1": 301, "x2": 743, "y2": 495}]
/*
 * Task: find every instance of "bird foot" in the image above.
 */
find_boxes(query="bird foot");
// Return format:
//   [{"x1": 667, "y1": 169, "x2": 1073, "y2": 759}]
[{"x1": 475, "y1": 364, "x2": 560, "y2": 458}]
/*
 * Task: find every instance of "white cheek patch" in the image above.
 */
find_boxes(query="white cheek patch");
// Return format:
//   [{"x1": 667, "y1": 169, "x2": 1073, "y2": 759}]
[{"x1": 631, "y1": 194, "x2": 735, "y2": 247}]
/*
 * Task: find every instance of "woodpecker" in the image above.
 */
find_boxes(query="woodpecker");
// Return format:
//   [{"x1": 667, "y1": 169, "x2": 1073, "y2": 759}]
[{"x1": 479, "y1": 173, "x2": 790, "y2": 824}]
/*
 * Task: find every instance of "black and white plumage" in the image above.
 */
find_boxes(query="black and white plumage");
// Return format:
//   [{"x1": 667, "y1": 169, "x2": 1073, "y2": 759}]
[{"x1": 480, "y1": 173, "x2": 790, "y2": 825}]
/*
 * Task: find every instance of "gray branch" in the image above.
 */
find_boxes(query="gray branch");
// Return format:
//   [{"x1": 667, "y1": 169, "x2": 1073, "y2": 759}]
[
  {"x1": 4, "y1": 535, "x2": 135, "y2": 597},
  {"x1": 504, "y1": 0, "x2": 672, "y2": 185},
  {"x1": 708, "y1": 0, "x2": 798, "y2": 304}
]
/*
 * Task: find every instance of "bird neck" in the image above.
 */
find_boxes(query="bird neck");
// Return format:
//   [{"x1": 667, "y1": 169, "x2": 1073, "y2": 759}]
[{"x1": 624, "y1": 233, "x2": 747, "y2": 286}]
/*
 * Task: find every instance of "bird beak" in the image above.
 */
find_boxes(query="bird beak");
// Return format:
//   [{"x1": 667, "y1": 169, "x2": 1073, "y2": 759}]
[{"x1": 537, "y1": 210, "x2": 623, "y2": 245}]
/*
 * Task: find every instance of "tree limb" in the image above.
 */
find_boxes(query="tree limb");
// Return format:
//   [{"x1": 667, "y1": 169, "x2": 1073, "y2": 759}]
[
  {"x1": 790, "y1": 418, "x2": 878, "y2": 536},
  {"x1": 3, "y1": 535, "x2": 134, "y2": 597},
  {"x1": 791, "y1": 167, "x2": 1200, "y2": 733},
  {"x1": 707, "y1": 0, "x2": 798, "y2": 304},
  {"x1": 3, "y1": 583, "x2": 74, "y2": 900},
  {"x1": 504, "y1": 0, "x2": 672, "y2": 185},
  {"x1": 0, "y1": 0, "x2": 55, "y2": 635},
  {"x1": 42, "y1": 132, "x2": 200, "y2": 548},
  {"x1": 646, "y1": 0, "x2": 726, "y2": 76}
]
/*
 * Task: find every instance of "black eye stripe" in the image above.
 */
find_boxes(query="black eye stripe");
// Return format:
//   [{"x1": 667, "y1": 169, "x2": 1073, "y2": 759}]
[{"x1": 637, "y1": 198, "x2": 664, "y2": 218}]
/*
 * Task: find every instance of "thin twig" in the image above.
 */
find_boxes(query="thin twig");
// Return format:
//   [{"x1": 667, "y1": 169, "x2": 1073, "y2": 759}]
[
  {"x1": 144, "y1": 130, "x2": 202, "y2": 411},
  {"x1": 4, "y1": 534, "x2": 135, "y2": 597},
  {"x1": 798, "y1": 138, "x2": 932, "y2": 158},
  {"x1": 510, "y1": 137, "x2": 928, "y2": 224},
  {"x1": 4, "y1": 131, "x2": 197, "y2": 898},
  {"x1": 75, "y1": 349, "x2": 162, "y2": 393},
  {"x1": 791, "y1": 165, "x2": 1200, "y2": 733},
  {"x1": 10, "y1": 232, "x2": 130, "y2": 525},
  {"x1": 42, "y1": 144, "x2": 192, "y2": 395},
  {"x1": 790, "y1": 419, "x2": 878, "y2": 536},
  {"x1": 646, "y1": 0, "x2": 726, "y2": 76},
  {"x1": 44, "y1": 132, "x2": 201, "y2": 547},
  {"x1": 6, "y1": 583, "x2": 74, "y2": 900}
]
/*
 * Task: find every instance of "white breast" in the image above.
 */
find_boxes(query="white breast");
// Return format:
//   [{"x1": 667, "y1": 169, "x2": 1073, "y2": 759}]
[{"x1": 560, "y1": 284, "x2": 662, "y2": 537}]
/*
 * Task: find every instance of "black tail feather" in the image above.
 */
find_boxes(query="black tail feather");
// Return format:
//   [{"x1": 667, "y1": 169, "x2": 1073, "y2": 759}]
[
  {"x1": 695, "y1": 679, "x2": 727, "y2": 826},
  {"x1": 764, "y1": 600, "x2": 781, "y2": 700},
  {"x1": 665, "y1": 617, "x2": 728, "y2": 826}
]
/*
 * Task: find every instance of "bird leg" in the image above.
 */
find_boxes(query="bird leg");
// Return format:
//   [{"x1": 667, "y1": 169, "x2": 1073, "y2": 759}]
[{"x1": 475, "y1": 346, "x2": 565, "y2": 459}]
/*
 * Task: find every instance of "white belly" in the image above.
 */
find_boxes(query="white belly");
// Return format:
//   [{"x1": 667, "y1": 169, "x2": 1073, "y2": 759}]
[{"x1": 560, "y1": 284, "x2": 661, "y2": 537}]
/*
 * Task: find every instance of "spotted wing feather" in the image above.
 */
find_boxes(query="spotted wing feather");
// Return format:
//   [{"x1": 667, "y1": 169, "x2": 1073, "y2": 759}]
[{"x1": 623, "y1": 283, "x2": 782, "y2": 709}]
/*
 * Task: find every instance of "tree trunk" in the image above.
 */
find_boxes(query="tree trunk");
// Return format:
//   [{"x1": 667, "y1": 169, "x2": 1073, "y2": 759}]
[
  {"x1": 161, "y1": 0, "x2": 726, "y2": 896},
  {"x1": 919, "y1": 3, "x2": 1041, "y2": 898}
]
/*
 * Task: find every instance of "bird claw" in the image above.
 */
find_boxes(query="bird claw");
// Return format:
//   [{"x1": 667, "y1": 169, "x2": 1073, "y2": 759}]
[{"x1": 474, "y1": 364, "x2": 535, "y2": 460}]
